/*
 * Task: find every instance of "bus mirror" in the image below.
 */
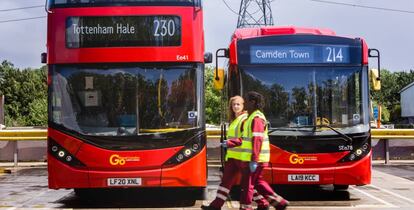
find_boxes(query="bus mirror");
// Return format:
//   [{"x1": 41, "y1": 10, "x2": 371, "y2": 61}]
[
  {"x1": 45, "y1": 0, "x2": 53, "y2": 13},
  {"x1": 213, "y1": 68, "x2": 225, "y2": 90},
  {"x1": 204, "y1": 52, "x2": 212, "y2": 64},
  {"x1": 41, "y1": 53, "x2": 47, "y2": 64},
  {"x1": 370, "y1": 68, "x2": 381, "y2": 91}
]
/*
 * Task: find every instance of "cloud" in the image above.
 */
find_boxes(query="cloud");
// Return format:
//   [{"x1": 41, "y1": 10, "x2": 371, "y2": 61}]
[{"x1": 0, "y1": 0, "x2": 46, "y2": 69}]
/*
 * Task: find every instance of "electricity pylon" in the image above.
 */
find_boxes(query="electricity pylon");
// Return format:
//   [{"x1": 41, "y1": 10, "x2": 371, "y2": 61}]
[{"x1": 237, "y1": 0, "x2": 274, "y2": 28}]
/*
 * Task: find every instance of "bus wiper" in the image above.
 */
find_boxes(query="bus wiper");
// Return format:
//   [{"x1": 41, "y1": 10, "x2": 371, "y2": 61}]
[
  {"x1": 269, "y1": 125, "x2": 353, "y2": 144},
  {"x1": 301, "y1": 125, "x2": 353, "y2": 144},
  {"x1": 268, "y1": 127, "x2": 315, "y2": 133}
]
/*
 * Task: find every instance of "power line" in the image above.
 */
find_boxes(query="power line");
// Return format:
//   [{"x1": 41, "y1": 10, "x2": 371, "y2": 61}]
[
  {"x1": 310, "y1": 0, "x2": 414, "y2": 14},
  {"x1": 0, "y1": 5, "x2": 43, "y2": 12},
  {"x1": 221, "y1": 0, "x2": 240, "y2": 15},
  {"x1": 0, "y1": 16, "x2": 46, "y2": 24},
  {"x1": 221, "y1": 0, "x2": 276, "y2": 17},
  {"x1": 237, "y1": 0, "x2": 274, "y2": 28}
]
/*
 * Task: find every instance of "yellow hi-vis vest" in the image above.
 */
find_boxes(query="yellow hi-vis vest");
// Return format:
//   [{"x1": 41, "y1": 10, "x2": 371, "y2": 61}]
[
  {"x1": 225, "y1": 113, "x2": 248, "y2": 161},
  {"x1": 239, "y1": 110, "x2": 270, "y2": 163}
]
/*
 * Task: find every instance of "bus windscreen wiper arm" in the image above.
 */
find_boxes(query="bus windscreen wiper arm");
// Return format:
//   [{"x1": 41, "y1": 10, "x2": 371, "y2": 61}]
[
  {"x1": 268, "y1": 127, "x2": 314, "y2": 133},
  {"x1": 269, "y1": 125, "x2": 353, "y2": 144},
  {"x1": 303, "y1": 125, "x2": 353, "y2": 143}
]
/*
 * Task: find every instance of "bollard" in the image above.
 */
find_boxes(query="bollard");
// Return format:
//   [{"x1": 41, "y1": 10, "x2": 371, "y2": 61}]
[
  {"x1": 13, "y1": 141, "x2": 18, "y2": 167},
  {"x1": 383, "y1": 139, "x2": 389, "y2": 164}
]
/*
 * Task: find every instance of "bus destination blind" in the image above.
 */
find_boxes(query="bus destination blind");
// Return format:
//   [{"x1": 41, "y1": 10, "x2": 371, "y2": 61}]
[
  {"x1": 250, "y1": 45, "x2": 350, "y2": 64},
  {"x1": 66, "y1": 16, "x2": 181, "y2": 48}
]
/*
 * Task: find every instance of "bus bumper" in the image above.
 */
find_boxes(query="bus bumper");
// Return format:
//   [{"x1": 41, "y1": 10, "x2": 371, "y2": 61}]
[
  {"x1": 270, "y1": 152, "x2": 371, "y2": 185},
  {"x1": 48, "y1": 147, "x2": 207, "y2": 189}
]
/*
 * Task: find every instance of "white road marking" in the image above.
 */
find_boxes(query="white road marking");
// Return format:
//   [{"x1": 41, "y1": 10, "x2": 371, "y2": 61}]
[
  {"x1": 370, "y1": 184, "x2": 414, "y2": 204},
  {"x1": 350, "y1": 186, "x2": 397, "y2": 208},
  {"x1": 289, "y1": 205, "x2": 396, "y2": 209}
]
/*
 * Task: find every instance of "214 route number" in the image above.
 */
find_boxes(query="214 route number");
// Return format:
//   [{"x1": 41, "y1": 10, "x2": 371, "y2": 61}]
[{"x1": 325, "y1": 47, "x2": 344, "y2": 62}]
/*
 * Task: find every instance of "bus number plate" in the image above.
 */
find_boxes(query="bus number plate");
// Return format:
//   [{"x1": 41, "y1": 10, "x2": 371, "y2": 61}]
[
  {"x1": 288, "y1": 174, "x2": 319, "y2": 182},
  {"x1": 107, "y1": 178, "x2": 142, "y2": 186}
]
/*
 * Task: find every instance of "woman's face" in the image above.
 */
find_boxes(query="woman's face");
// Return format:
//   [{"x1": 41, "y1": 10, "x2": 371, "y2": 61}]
[{"x1": 231, "y1": 98, "x2": 244, "y2": 115}]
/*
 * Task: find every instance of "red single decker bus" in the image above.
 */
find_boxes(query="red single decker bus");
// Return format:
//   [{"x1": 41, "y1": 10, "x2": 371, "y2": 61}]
[
  {"x1": 217, "y1": 26, "x2": 374, "y2": 190},
  {"x1": 45, "y1": 0, "x2": 210, "y2": 196}
]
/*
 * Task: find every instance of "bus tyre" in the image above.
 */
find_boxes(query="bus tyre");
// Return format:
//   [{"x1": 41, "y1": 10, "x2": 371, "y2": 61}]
[
  {"x1": 196, "y1": 187, "x2": 208, "y2": 200},
  {"x1": 334, "y1": 185, "x2": 349, "y2": 191},
  {"x1": 187, "y1": 187, "x2": 208, "y2": 200}
]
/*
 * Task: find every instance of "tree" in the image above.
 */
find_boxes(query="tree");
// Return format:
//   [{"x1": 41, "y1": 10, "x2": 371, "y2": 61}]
[
  {"x1": 0, "y1": 61, "x2": 47, "y2": 126},
  {"x1": 205, "y1": 67, "x2": 221, "y2": 125},
  {"x1": 370, "y1": 69, "x2": 414, "y2": 123}
]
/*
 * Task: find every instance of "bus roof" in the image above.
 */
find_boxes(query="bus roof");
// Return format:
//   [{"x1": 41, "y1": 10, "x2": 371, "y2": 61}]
[
  {"x1": 227, "y1": 26, "x2": 368, "y2": 65},
  {"x1": 232, "y1": 26, "x2": 336, "y2": 40}
]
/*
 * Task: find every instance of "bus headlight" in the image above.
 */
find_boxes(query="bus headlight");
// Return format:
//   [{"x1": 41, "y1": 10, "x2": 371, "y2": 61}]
[
  {"x1": 48, "y1": 138, "x2": 86, "y2": 168},
  {"x1": 338, "y1": 142, "x2": 370, "y2": 163},
  {"x1": 163, "y1": 133, "x2": 205, "y2": 166},
  {"x1": 184, "y1": 149, "x2": 192, "y2": 157},
  {"x1": 58, "y1": 151, "x2": 65, "y2": 158}
]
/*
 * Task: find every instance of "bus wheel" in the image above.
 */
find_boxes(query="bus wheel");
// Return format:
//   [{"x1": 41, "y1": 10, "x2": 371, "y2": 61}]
[
  {"x1": 334, "y1": 185, "x2": 349, "y2": 191},
  {"x1": 194, "y1": 187, "x2": 208, "y2": 200}
]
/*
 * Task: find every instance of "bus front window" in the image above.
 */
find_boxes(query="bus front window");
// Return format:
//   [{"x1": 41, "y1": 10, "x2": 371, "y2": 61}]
[
  {"x1": 241, "y1": 66, "x2": 368, "y2": 133},
  {"x1": 50, "y1": 64, "x2": 200, "y2": 136}
]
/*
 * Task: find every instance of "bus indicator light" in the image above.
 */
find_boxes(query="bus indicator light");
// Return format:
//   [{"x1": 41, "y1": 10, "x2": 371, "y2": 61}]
[
  {"x1": 177, "y1": 154, "x2": 184, "y2": 161},
  {"x1": 52, "y1": 146, "x2": 58, "y2": 152}
]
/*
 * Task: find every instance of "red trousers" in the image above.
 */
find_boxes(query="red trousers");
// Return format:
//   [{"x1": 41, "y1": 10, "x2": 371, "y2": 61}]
[
  {"x1": 209, "y1": 158, "x2": 269, "y2": 209},
  {"x1": 239, "y1": 163, "x2": 286, "y2": 210}
]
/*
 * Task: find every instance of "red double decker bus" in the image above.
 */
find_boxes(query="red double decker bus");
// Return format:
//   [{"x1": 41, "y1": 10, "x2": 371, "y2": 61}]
[
  {"x1": 217, "y1": 26, "x2": 374, "y2": 190},
  {"x1": 45, "y1": 0, "x2": 210, "y2": 195}
]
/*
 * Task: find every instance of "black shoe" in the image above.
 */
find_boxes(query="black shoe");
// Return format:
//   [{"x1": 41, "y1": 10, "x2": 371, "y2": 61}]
[
  {"x1": 275, "y1": 200, "x2": 289, "y2": 210},
  {"x1": 201, "y1": 204, "x2": 220, "y2": 210},
  {"x1": 255, "y1": 206, "x2": 269, "y2": 210}
]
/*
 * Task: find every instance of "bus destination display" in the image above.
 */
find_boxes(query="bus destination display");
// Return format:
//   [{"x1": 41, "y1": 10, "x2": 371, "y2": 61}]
[
  {"x1": 250, "y1": 45, "x2": 350, "y2": 64},
  {"x1": 66, "y1": 16, "x2": 181, "y2": 48}
]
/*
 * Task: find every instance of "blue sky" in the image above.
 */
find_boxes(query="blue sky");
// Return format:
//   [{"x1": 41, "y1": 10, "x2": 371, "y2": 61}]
[{"x1": 0, "y1": 0, "x2": 414, "y2": 71}]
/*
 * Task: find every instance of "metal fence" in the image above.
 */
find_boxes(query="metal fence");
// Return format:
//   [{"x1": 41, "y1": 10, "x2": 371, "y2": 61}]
[{"x1": 1, "y1": 128, "x2": 413, "y2": 167}]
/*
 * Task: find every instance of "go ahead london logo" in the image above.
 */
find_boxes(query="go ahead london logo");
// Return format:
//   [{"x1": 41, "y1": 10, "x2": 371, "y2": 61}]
[
  {"x1": 109, "y1": 154, "x2": 140, "y2": 165},
  {"x1": 289, "y1": 154, "x2": 318, "y2": 164}
]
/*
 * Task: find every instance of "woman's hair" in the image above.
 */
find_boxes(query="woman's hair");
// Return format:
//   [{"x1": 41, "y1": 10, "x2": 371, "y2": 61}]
[
  {"x1": 228, "y1": 95, "x2": 244, "y2": 121},
  {"x1": 245, "y1": 91, "x2": 265, "y2": 111}
]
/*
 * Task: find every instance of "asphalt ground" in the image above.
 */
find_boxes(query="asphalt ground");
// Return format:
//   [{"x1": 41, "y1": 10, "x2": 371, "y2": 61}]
[
  {"x1": 1, "y1": 138, "x2": 414, "y2": 209},
  {"x1": 0, "y1": 160, "x2": 414, "y2": 210}
]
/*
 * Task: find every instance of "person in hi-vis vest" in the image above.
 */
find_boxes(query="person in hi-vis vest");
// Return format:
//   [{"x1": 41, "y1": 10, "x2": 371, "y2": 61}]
[
  {"x1": 202, "y1": 96, "x2": 269, "y2": 210},
  {"x1": 238, "y1": 91, "x2": 289, "y2": 210}
]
